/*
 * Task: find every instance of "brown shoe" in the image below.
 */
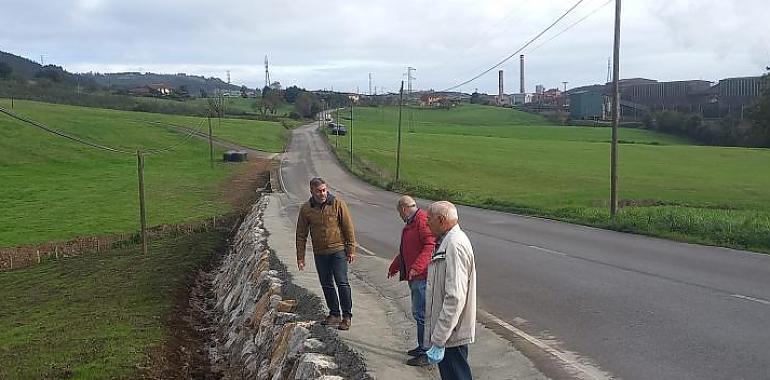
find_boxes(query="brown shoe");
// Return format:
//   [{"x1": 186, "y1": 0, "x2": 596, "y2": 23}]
[
  {"x1": 338, "y1": 317, "x2": 352, "y2": 331},
  {"x1": 321, "y1": 315, "x2": 342, "y2": 326}
]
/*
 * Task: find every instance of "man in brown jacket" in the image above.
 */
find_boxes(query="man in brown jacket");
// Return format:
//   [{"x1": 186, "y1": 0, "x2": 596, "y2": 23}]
[{"x1": 296, "y1": 177, "x2": 357, "y2": 330}]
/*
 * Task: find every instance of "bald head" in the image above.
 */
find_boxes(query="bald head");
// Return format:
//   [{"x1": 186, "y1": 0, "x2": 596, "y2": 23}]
[
  {"x1": 396, "y1": 195, "x2": 418, "y2": 221},
  {"x1": 426, "y1": 201, "x2": 458, "y2": 236}
]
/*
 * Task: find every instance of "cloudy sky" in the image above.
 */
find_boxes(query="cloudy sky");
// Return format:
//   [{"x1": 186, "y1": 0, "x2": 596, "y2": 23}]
[{"x1": 1, "y1": 0, "x2": 768, "y2": 94}]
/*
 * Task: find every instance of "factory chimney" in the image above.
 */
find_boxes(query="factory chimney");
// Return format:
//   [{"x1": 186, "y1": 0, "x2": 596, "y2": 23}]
[{"x1": 498, "y1": 70, "x2": 504, "y2": 99}]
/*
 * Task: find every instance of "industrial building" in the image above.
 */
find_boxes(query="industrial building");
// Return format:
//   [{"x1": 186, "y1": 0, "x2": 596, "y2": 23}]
[{"x1": 567, "y1": 74, "x2": 766, "y2": 120}]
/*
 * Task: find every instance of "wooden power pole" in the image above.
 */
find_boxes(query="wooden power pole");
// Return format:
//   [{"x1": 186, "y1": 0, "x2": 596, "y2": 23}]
[{"x1": 610, "y1": 0, "x2": 622, "y2": 218}]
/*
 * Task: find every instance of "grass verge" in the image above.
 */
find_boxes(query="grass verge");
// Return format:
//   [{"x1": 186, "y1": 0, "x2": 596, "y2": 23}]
[
  {"x1": 0, "y1": 224, "x2": 231, "y2": 379},
  {"x1": 321, "y1": 104, "x2": 770, "y2": 253}
]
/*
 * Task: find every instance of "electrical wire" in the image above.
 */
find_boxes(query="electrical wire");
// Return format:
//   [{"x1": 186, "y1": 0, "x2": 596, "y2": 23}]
[
  {"x1": 440, "y1": 0, "x2": 587, "y2": 92},
  {"x1": 527, "y1": 0, "x2": 613, "y2": 53},
  {"x1": 1, "y1": 105, "x2": 211, "y2": 156},
  {"x1": 0, "y1": 106, "x2": 135, "y2": 154}
]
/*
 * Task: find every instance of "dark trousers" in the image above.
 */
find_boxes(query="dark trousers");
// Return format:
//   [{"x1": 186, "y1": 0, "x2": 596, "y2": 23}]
[
  {"x1": 409, "y1": 279, "x2": 427, "y2": 352},
  {"x1": 438, "y1": 345, "x2": 472, "y2": 380},
  {"x1": 314, "y1": 251, "x2": 352, "y2": 318}
]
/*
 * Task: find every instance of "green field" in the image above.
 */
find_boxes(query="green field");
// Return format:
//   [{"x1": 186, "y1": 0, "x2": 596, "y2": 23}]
[
  {"x1": 0, "y1": 227, "x2": 227, "y2": 379},
  {"x1": 328, "y1": 104, "x2": 770, "y2": 252},
  {"x1": 0, "y1": 99, "x2": 286, "y2": 247}
]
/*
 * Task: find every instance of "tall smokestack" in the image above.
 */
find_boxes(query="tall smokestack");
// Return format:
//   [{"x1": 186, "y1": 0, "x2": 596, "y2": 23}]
[
  {"x1": 498, "y1": 70, "x2": 504, "y2": 98},
  {"x1": 520, "y1": 55, "x2": 525, "y2": 94}
]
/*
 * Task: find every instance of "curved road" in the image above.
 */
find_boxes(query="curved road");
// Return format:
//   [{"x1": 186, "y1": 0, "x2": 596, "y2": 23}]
[{"x1": 280, "y1": 122, "x2": 770, "y2": 380}]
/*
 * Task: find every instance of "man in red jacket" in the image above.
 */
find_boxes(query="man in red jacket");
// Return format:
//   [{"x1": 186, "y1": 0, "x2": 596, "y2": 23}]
[{"x1": 388, "y1": 195, "x2": 436, "y2": 366}]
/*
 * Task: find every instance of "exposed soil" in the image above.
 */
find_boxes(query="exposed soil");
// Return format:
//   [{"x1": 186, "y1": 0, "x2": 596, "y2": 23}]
[{"x1": 142, "y1": 158, "x2": 274, "y2": 379}]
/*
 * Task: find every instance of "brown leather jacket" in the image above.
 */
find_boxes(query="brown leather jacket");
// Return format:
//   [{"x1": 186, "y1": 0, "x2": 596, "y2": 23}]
[{"x1": 296, "y1": 194, "x2": 356, "y2": 260}]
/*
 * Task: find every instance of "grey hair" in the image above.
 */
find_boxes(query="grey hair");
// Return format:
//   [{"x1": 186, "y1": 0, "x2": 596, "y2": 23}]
[
  {"x1": 310, "y1": 177, "x2": 326, "y2": 188},
  {"x1": 428, "y1": 201, "x2": 458, "y2": 221},
  {"x1": 397, "y1": 195, "x2": 417, "y2": 210}
]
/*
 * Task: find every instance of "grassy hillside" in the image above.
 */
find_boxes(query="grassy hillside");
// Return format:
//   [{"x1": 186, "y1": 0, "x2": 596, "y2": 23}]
[
  {"x1": 329, "y1": 104, "x2": 770, "y2": 252},
  {"x1": 0, "y1": 99, "x2": 286, "y2": 247}
]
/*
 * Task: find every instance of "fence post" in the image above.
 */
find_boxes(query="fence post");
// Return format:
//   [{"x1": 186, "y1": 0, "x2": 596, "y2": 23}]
[
  {"x1": 36, "y1": 250, "x2": 41, "y2": 264},
  {"x1": 137, "y1": 151, "x2": 148, "y2": 255}
]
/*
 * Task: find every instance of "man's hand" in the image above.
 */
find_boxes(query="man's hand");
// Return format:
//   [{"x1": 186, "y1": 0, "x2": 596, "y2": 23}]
[
  {"x1": 426, "y1": 345, "x2": 445, "y2": 364},
  {"x1": 297, "y1": 259, "x2": 305, "y2": 271},
  {"x1": 407, "y1": 268, "x2": 419, "y2": 280},
  {"x1": 347, "y1": 253, "x2": 356, "y2": 264}
]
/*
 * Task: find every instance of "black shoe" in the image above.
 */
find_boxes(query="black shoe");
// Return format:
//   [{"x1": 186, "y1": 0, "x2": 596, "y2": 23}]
[
  {"x1": 407, "y1": 347, "x2": 424, "y2": 357},
  {"x1": 406, "y1": 354, "x2": 430, "y2": 367}
]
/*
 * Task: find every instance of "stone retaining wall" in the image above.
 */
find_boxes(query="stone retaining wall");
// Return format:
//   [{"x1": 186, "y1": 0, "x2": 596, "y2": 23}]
[{"x1": 208, "y1": 197, "x2": 365, "y2": 379}]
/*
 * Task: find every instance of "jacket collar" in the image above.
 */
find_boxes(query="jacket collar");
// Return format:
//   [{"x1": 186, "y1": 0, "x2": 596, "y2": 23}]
[
  {"x1": 405, "y1": 208, "x2": 419, "y2": 224},
  {"x1": 309, "y1": 192, "x2": 335, "y2": 208},
  {"x1": 433, "y1": 224, "x2": 460, "y2": 257}
]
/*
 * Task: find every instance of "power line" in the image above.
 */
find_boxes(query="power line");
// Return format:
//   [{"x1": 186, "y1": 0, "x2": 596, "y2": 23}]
[
  {"x1": 440, "y1": 0, "x2": 587, "y2": 92},
  {"x1": 528, "y1": 0, "x2": 614, "y2": 53},
  {"x1": 0, "y1": 106, "x2": 135, "y2": 154},
  {"x1": 0, "y1": 105, "x2": 209, "y2": 156}
]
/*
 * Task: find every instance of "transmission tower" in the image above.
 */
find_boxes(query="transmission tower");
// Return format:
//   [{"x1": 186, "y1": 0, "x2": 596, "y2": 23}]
[
  {"x1": 406, "y1": 67, "x2": 416, "y2": 94},
  {"x1": 368, "y1": 73, "x2": 373, "y2": 95},
  {"x1": 264, "y1": 55, "x2": 270, "y2": 88},
  {"x1": 227, "y1": 70, "x2": 231, "y2": 85}
]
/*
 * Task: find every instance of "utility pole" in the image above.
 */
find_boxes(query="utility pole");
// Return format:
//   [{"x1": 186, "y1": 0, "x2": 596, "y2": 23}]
[
  {"x1": 208, "y1": 115, "x2": 214, "y2": 169},
  {"x1": 396, "y1": 81, "x2": 404, "y2": 181},
  {"x1": 136, "y1": 151, "x2": 148, "y2": 255},
  {"x1": 610, "y1": 0, "x2": 622, "y2": 218},
  {"x1": 369, "y1": 73, "x2": 373, "y2": 95},
  {"x1": 406, "y1": 67, "x2": 416, "y2": 94},
  {"x1": 335, "y1": 106, "x2": 339, "y2": 148},
  {"x1": 349, "y1": 100, "x2": 354, "y2": 168},
  {"x1": 606, "y1": 57, "x2": 612, "y2": 83},
  {"x1": 264, "y1": 55, "x2": 270, "y2": 88}
]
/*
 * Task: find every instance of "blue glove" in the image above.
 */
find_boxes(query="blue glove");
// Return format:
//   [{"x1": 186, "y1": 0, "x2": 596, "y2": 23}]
[{"x1": 426, "y1": 344, "x2": 445, "y2": 364}]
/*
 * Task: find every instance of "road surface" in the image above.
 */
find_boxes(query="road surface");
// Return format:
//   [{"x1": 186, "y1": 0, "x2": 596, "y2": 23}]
[{"x1": 279, "y1": 121, "x2": 770, "y2": 380}]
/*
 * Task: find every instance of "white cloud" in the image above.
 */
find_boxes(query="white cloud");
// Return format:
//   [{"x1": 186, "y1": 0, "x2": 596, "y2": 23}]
[{"x1": 1, "y1": 0, "x2": 767, "y2": 93}]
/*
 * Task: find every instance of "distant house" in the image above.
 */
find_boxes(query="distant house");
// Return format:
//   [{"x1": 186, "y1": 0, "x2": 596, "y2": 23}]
[
  {"x1": 532, "y1": 88, "x2": 563, "y2": 105},
  {"x1": 129, "y1": 83, "x2": 174, "y2": 97},
  {"x1": 420, "y1": 93, "x2": 447, "y2": 107}
]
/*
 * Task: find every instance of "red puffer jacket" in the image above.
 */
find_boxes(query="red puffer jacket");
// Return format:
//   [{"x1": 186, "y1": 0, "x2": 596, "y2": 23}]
[{"x1": 388, "y1": 209, "x2": 436, "y2": 281}]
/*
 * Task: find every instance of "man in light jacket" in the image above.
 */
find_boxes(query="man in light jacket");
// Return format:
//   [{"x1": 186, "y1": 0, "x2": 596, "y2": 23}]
[
  {"x1": 424, "y1": 201, "x2": 476, "y2": 380},
  {"x1": 387, "y1": 195, "x2": 436, "y2": 366}
]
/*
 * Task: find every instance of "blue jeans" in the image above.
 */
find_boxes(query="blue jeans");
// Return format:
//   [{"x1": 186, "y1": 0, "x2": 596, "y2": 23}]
[
  {"x1": 438, "y1": 345, "x2": 472, "y2": 380},
  {"x1": 409, "y1": 279, "x2": 427, "y2": 352},
  {"x1": 314, "y1": 251, "x2": 352, "y2": 318}
]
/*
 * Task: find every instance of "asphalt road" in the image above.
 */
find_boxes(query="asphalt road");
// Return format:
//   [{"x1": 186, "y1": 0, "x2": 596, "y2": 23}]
[{"x1": 280, "y1": 121, "x2": 770, "y2": 380}]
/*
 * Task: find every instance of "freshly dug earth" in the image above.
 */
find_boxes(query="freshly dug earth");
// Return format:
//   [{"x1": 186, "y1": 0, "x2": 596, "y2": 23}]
[{"x1": 143, "y1": 158, "x2": 273, "y2": 378}]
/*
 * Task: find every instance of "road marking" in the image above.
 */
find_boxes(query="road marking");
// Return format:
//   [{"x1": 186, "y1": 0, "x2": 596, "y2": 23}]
[
  {"x1": 479, "y1": 310, "x2": 611, "y2": 380},
  {"x1": 356, "y1": 244, "x2": 377, "y2": 256},
  {"x1": 731, "y1": 294, "x2": 770, "y2": 306},
  {"x1": 359, "y1": 242, "x2": 609, "y2": 379},
  {"x1": 527, "y1": 245, "x2": 569, "y2": 257}
]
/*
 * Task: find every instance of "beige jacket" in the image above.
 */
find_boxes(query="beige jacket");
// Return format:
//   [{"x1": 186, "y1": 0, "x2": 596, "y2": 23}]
[{"x1": 425, "y1": 224, "x2": 477, "y2": 348}]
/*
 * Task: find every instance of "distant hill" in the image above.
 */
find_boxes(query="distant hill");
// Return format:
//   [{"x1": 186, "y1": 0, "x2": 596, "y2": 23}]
[
  {"x1": 0, "y1": 51, "x2": 44, "y2": 79},
  {"x1": 0, "y1": 50, "x2": 247, "y2": 96},
  {"x1": 83, "y1": 72, "x2": 244, "y2": 96}
]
